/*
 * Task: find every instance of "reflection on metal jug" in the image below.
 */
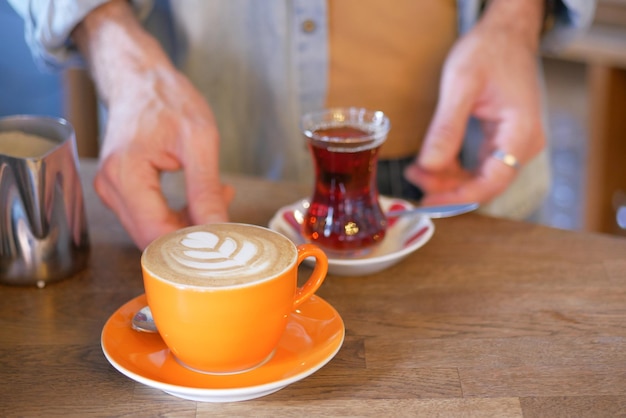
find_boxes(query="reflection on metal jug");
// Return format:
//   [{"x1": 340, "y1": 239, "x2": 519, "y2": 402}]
[{"x1": 0, "y1": 115, "x2": 90, "y2": 286}]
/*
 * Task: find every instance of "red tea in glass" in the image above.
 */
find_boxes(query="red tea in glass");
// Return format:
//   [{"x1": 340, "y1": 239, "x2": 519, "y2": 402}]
[{"x1": 301, "y1": 108, "x2": 390, "y2": 257}]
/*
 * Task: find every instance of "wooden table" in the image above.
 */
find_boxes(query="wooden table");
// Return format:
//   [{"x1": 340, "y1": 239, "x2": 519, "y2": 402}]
[{"x1": 2, "y1": 160, "x2": 626, "y2": 417}]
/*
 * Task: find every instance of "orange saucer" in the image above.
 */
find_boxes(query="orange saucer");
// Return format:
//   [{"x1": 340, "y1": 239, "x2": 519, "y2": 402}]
[{"x1": 101, "y1": 294, "x2": 344, "y2": 402}]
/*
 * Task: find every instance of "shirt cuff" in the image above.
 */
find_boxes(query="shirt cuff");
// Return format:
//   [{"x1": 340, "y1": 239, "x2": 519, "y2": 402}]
[
  {"x1": 541, "y1": 0, "x2": 597, "y2": 52},
  {"x1": 456, "y1": 0, "x2": 596, "y2": 52},
  {"x1": 12, "y1": 0, "x2": 153, "y2": 72}
]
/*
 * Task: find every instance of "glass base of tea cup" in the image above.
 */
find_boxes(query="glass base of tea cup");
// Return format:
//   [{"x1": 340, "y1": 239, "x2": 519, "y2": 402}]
[
  {"x1": 315, "y1": 243, "x2": 381, "y2": 259},
  {"x1": 173, "y1": 349, "x2": 276, "y2": 375}
]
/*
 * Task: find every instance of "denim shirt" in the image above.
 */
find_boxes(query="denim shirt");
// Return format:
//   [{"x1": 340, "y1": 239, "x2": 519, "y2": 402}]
[{"x1": 7, "y1": 0, "x2": 596, "y2": 219}]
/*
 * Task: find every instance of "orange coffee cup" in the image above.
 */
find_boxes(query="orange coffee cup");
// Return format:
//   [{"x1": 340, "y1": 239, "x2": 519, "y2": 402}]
[{"x1": 141, "y1": 223, "x2": 328, "y2": 374}]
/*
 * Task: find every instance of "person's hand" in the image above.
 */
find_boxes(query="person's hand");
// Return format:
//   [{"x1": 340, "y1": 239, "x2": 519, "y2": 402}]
[
  {"x1": 73, "y1": 0, "x2": 232, "y2": 249},
  {"x1": 95, "y1": 65, "x2": 234, "y2": 250},
  {"x1": 404, "y1": 0, "x2": 546, "y2": 206}
]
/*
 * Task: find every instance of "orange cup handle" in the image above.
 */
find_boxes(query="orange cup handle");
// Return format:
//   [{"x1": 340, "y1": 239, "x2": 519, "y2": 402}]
[{"x1": 293, "y1": 243, "x2": 328, "y2": 309}]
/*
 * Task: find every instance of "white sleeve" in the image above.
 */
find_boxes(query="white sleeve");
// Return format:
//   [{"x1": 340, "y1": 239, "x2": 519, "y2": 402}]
[{"x1": 6, "y1": 0, "x2": 154, "y2": 71}]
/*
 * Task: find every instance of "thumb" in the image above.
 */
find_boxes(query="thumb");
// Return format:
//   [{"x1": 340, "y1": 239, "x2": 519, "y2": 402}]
[{"x1": 418, "y1": 73, "x2": 478, "y2": 171}]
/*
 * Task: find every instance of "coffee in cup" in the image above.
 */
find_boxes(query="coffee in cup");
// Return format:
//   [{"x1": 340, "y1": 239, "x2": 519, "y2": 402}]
[{"x1": 141, "y1": 223, "x2": 328, "y2": 374}]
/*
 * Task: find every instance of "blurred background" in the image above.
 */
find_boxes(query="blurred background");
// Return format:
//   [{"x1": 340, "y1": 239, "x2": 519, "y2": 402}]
[{"x1": 1, "y1": 0, "x2": 625, "y2": 237}]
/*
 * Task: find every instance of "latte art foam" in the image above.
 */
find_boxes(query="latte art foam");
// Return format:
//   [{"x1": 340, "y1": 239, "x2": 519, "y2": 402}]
[{"x1": 143, "y1": 224, "x2": 296, "y2": 287}]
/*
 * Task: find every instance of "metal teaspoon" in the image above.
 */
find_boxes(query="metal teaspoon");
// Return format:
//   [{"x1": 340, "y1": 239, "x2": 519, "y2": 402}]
[
  {"x1": 131, "y1": 305, "x2": 158, "y2": 333},
  {"x1": 385, "y1": 202, "x2": 479, "y2": 219}
]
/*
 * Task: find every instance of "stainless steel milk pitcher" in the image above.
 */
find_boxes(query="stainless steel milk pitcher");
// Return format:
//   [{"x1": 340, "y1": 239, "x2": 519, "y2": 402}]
[{"x1": 0, "y1": 115, "x2": 90, "y2": 286}]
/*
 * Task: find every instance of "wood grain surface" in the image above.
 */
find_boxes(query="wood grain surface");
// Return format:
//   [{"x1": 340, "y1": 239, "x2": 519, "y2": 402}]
[{"x1": 1, "y1": 160, "x2": 625, "y2": 417}]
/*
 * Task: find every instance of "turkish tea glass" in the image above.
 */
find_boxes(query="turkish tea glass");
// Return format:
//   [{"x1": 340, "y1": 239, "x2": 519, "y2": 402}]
[{"x1": 301, "y1": 107, "x2": 390, "y2": 257}]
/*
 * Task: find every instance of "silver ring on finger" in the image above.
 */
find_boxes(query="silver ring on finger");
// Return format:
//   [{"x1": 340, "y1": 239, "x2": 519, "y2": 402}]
[{"x1": 491, "y1": 149, "x2": 520, "y2": 170}]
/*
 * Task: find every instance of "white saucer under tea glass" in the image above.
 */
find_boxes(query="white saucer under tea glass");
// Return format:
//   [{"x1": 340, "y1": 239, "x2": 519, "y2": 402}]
[{"x1": 268, "y1": 196, "x2": 435, "y2": 276}]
